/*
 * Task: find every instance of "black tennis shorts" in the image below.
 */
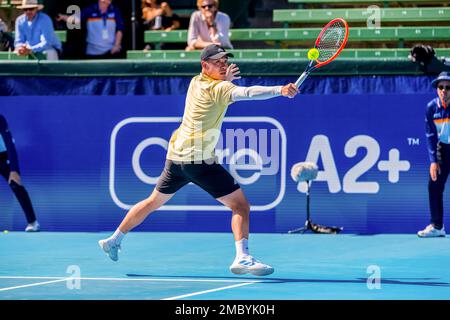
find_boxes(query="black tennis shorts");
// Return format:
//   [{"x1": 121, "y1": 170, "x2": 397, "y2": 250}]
[{"x1": 156, "y1": 159, "x2": 241, "y2": 199}]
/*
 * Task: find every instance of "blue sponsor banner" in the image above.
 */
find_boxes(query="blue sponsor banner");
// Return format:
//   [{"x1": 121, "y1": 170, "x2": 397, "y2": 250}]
[{"x1": 0, "y1": 77, "x2": 445, "y2": 233}]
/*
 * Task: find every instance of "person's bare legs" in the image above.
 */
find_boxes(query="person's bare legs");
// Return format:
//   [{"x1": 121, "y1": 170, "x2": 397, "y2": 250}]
[
  {"x1": 217, "y1": 188, "x2": 274, "y2": 276},
  {"x1": 217, "y1": 188, "x2": 250, "y2": 242},
  {"x1": 99, "y1": 189, "x2": 174, "y2": 261},
  {"x1": 119, "y1": 188, "x2": 174, "y2": 233}
]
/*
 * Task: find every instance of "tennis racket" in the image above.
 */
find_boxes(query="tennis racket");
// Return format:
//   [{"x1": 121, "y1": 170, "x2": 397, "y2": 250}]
[{"x1": 295, "y1": 18, "x2": 349, "y2": 88}]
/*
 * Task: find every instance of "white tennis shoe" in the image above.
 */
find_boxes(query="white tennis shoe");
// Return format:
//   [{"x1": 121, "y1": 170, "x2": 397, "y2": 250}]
[
  {"x1": 417, "y1": 224, "x2": 446, "y2": 238},
  {"x1": 230, "y1": 255, "x2": 274, "y2": 276},
  {"x1": 25, "y1": 221, "x2": 40, "y2": 232},
  {"x1": 98, "y1": 239, "x2": 121, "y2": 261}
]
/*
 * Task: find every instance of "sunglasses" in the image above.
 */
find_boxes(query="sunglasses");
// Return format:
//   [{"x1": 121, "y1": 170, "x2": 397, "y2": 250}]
[
  {"x1": 23, "y1": 8, "x2": 36, "y2": 12},
  {"x1": 438, "y1": 85, "x2": 450, "y2": 91},
  {"x1": 201, "y1": 4, "x2": 215, "y2": 9}
]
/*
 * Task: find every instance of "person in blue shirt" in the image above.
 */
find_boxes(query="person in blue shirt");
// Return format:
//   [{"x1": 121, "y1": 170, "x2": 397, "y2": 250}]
[
  {"x1": 0, "y1": 115, "x2": 40, "y2": 232},
  {"x1": 418, "y1": 71, "x2": 450, "y2": 238},
  {"x1": 57, "y1": 0, "x2": 125, "y2": 58},
  {"x1": 14, "y1": 0, "x2": 62, "y2": 60}
]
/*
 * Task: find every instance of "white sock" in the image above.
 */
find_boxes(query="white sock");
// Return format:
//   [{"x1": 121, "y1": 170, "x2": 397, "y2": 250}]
[
  {"x1": 108, "y1": 229, "x2": 125, "y2": 246},
  {"x1": 235, "y1": 238, "x2": 249, "y2": 258}
]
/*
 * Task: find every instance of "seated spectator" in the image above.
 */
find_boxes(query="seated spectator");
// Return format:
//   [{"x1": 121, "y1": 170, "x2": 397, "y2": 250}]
[
  {"x1": 57, "y1": 0, "x2": 124, "y2": 59},
  {"x1": 142, "y1": 0, "x2": 180, "y2": 32},
  {"x1": 186, "y1": 0, "x2": 232, "y2": 51},
  {"x1": 14, "y1": 0, "x2": 62, "y2": 60}
]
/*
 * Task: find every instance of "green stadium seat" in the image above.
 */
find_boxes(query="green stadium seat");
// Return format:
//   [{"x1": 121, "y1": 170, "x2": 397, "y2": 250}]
[
  {"x1": 287, "y1": 0, "x2": 446, "y2": 6},
  {"x1": 273, "y1": 7, "x2": 450, "y2": 24},
  {"x1": 144, "y1": 26, "x2": 450, "y2": 47},
  {"x1": 126, "y1": 48, "x2": 450, "y2": 60},
  {"x1": 172, "y1": 8, "x2": 195, "y2": 17},
  {"x1": 0, "y1": 0, "x2": 22, "y2": 7},
  {"x1": 0, "y1": 51, "x2": 27, "y2": 60},
  {"x1": 9, "y1": 30, "x2": 67, "y2": 43}
]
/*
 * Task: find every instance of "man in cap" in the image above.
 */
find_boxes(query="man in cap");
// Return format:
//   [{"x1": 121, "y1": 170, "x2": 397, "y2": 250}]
[
  {"x1": 14, "y1": 0, "x2": 62, "y2": 60},
  {"x1": 418, "y1": 71, "x2": 450, "y2": 237},
  {"x1": 56, "y1": 0, "x2": 124, "y2": 59},
  {"x1": 99, "y1": 44, "x2": 299, "y2": 276}
]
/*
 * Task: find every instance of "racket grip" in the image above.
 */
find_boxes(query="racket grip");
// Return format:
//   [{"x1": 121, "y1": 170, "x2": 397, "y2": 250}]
[{"x1": 294, "y1": 72, "x2": 309, "y2": 88}]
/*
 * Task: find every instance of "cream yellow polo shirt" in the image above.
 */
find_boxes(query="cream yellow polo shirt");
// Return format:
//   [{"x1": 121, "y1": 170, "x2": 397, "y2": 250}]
[{"x1": 166, "y1": 73, "x2": 237, "y2": 162}]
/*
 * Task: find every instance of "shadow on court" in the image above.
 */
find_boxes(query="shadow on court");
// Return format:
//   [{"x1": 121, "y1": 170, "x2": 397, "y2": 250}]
[{"x1": 127, "y1": 274, "x2": 450, "y2": 287}]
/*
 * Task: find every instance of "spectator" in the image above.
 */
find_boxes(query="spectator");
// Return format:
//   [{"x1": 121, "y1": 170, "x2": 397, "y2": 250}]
[
  {"x1": 186, "y1": 0, "x2": 232, "y2": 51},
  {"x1": 142, "y1": 0, "x2": 180, "y2": 32},
  {"x1": 14, "y1": 0, "x2": 62, "y2": 60},
  {"x1": 0, "y1": 114, "x2": 40, "y2": 232},
  {"x1": 57, "y1": 0, "x2": 125, "y2": 59},
  {"x1": 0, "y1": 18, "x2": 14, "y2": 51}
]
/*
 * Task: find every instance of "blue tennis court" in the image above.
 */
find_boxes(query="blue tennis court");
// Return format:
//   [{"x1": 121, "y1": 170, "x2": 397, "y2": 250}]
[{"x1": 1, "y1": 232, "x2": 449, "y2": 300}]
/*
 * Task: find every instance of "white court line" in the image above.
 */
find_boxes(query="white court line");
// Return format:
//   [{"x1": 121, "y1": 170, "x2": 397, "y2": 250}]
[
  {"x1": 0, "y1": 276, "x2": 262, "y2": 284},
  {"x1": 162, "y1": 282, "x2": 259, "y2": 300},
  {"x1": 0, "y1": 278, "x2": 71, "y2": 292}
]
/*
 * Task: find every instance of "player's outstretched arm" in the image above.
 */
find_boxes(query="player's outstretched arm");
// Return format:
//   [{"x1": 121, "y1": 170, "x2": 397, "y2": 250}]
[
  {"x1": 231, "y1": 83, "x2": 299, "y2": 102},
  {"x1": 225, "y1": 63, "x2": 299, "y2": 99}
]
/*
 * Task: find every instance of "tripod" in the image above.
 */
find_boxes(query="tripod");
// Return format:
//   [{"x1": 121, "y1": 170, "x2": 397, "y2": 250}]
[
  {"x1": 288, "y1": 180, "x2": 343, "y2": 234},
  {"x1": 288, "y1": 181, "x2": 313, "y2": 234}
]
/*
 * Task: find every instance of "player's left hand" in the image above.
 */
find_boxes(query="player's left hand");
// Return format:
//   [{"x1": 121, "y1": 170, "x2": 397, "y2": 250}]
[
  {"x1": 225, "y1": 63, "x2": 241, "y2": 81},
  {"x1": 8, "y1": 171, "x2": 22, "y2": 186}
]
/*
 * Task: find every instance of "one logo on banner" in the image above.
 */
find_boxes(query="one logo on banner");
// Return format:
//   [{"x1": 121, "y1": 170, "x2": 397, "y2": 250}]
[
  {"x1": 110, "y1": 117, "x2": 286, "y2": 211},
  {"x1": 294, "y1": 135, "x2": 411, "y2": 194}
]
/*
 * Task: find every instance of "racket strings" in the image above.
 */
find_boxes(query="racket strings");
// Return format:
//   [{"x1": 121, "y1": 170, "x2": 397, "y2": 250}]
[{"x1": 316, "y1": 21, "x2": 347, "y2": 62}]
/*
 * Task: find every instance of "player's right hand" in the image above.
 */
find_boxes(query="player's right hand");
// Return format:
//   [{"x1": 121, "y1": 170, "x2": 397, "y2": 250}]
[
  {"x1": 281, "y1": 83, "x2": 299, "y2": 98},
  {"x1": 430, "y1": 162, "x2": 440, "y2": 181}
]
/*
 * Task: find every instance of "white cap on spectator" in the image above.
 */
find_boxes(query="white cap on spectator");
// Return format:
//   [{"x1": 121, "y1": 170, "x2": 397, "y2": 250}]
[{"x1": 17, "y1": 0, "x2": 44, "y2": 10}]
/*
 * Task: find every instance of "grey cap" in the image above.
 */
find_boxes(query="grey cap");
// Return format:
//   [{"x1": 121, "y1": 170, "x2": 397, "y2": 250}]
[
  {"x1": 431, "y1": 71, "x2": 450, "y2": 88},
  {"x1": 200, "y1": 44, "x2": 234, "y2": 61}
]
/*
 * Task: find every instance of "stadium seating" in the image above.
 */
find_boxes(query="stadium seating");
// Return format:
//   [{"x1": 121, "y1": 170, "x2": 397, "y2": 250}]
[
  {"x1": 287, "y1": 0, "x2": 446, "y2": 6},
  {"x1": 9, "y1": 30, "x2": 67, "y2": 43},
  {"x1": 273, "y1": 7, "x2": 450, "y2": 25},
  {"x1": 167, "y1": 0, "x2": 196, "y2": 16},
  {"x1": 0, "y1": 0, "x2": 21, "y2": 8},
  {"x1": 1, "y1": 0, "x2": 448, "y2": 62},
  {"x1": 137, "y1": 2, "x2": 448, "y2": 59},
  {"x1": 0, "y1": 51, "x2": 26, "y2": 59},
  {"x1": 127, "y1": 48, "x2": 450, "y2": 60},
  {"x1": 144, "y1": 26, "x2": 449, "y2": 47}
]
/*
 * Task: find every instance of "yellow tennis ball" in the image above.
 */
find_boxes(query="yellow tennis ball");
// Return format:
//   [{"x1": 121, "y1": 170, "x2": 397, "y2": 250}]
[
  {"x1": 3, "y1": 230, "x2": 9, "y2": 234},
  {"x1": 307, "y1": 48, "x2": 320, "y2": 60}
]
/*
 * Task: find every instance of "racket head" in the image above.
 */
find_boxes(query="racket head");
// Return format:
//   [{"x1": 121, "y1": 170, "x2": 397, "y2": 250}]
[{"x1": 314, "y1": 18, "x2": 349, "y2": 68}]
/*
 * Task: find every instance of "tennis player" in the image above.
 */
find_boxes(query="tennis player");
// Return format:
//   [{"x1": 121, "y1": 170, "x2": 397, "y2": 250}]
[{"x1": 99, "y1": 44, "x2": 298, "y2": 276}]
